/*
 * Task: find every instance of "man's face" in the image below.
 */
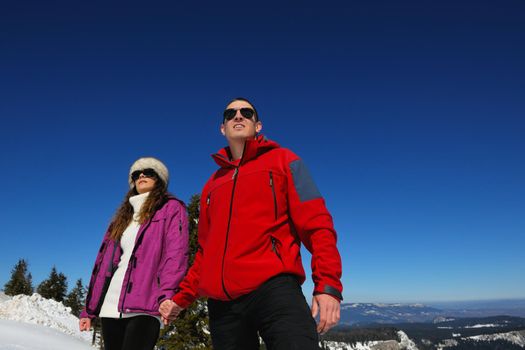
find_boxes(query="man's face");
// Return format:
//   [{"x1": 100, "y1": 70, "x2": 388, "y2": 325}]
[{"x1": 221, "y1": 100, "x2": 262, "y2": 142}]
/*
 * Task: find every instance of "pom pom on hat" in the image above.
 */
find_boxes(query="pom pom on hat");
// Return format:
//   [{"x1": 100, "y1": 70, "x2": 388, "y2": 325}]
[{"x1": 129, "y1": 157, "x2": 169, "y2": 189}]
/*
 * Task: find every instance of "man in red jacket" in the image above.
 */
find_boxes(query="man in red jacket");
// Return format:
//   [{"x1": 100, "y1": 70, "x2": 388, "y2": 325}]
[{"x1": 160, "y1": 97, "x2": 343, "y2": 349}]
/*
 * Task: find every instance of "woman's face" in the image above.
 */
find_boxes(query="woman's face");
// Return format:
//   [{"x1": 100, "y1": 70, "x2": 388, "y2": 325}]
[{"x1": 135, "y1": 173, "x2": 157, "y2": 194}]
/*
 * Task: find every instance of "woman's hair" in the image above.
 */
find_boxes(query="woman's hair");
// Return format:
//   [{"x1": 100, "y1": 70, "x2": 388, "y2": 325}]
[
  {"x1": 226, "y1": 97, "x2": 260, "y2": 122},
  {"x1": 108, "y1": 174, "x2": 169, "y2": 241}
]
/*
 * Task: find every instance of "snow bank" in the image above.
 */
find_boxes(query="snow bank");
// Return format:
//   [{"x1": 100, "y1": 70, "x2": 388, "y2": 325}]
[{"x1": 0, "y1": 293, "x2": 92, "y2": 342}]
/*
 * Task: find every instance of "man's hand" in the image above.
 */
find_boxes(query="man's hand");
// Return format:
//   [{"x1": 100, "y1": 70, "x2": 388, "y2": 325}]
[
  {"x1": 311, "y1": 294, "x2": 340, "y2": 334},
  {"x1": 79, "y1": 318, "x2": 91, "y2": 331},
  {"x1": 159, "y1": 299, "x2": 184, "y2": 323}
]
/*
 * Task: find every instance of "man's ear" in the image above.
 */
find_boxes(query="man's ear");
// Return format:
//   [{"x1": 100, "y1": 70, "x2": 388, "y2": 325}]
[
  {"x1": 220, "y1": 123, "x2": 226, "y2": 136},
  {"x1": 255, "y1": 121, "x2": 263, "y2": 134}
]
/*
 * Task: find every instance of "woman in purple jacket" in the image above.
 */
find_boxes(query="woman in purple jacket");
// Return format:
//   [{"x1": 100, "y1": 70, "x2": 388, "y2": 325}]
[{"x1": 79, "y1": 157, "x2": 189, "y2": 350}]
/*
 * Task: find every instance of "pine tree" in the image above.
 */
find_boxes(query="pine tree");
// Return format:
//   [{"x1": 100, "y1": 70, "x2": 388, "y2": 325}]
[
  {"x1": 4, "y1": 259, "x2": 33, "y2": 296},
  {"x1": 157, "y1": 194, "x2": 213, "y2": 350},
  {"x1": 37, "y1": 266, "x2": 68, "y2": 302},
  {"x1": 64, "y1": 278, "x2": 86, "y2": 316}
]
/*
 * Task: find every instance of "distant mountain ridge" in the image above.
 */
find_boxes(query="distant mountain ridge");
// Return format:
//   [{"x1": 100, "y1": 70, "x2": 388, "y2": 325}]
[
  {"x1": 341, "y1": 303, "x2": 442, "y2": 325},
  {"x1": 341, "y1": 300, "x2": 525, "y2": 326}
]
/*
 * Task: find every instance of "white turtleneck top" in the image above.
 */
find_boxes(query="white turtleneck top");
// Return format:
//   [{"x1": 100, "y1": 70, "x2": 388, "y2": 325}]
[{"x1": 99, "y1": 191, "x2": 151, "y2": 319}]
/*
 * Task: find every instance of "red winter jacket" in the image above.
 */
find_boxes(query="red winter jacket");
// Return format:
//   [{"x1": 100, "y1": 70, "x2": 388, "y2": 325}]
[{"x1": 173, "y1": 135, "x2": 342, "y2": 307}]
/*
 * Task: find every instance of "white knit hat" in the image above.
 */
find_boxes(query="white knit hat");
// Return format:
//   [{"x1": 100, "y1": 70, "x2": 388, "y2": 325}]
[{"x1": 129, "y1": 157, "x2": 169, "y2": 189}]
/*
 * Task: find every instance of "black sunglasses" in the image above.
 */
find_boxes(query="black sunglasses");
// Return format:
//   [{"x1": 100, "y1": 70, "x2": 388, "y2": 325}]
[
  {"x1": 131, "y1": 168, "x2": 158, "y2": 182},
  {"x1": 223, "y1": 108, "x2": 256, "y2": 121}
]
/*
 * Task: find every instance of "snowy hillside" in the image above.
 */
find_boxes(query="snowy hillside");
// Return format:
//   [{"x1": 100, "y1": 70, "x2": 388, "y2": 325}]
[
  {"x1": 323, "y1": 330, "x2": 418, "y2": 350},
  {"x1": 341, "y1": 301, "x2": 525, "y2": 325},
  {"x1": 435, "y1": 330, "x2": 525, "y2": 349},
  {"x1": 0, "y1": 292, "x2": 93, "y2": 349}
]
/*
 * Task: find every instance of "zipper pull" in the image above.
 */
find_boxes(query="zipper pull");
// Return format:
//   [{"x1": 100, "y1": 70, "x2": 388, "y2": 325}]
[
  {"x1": 269, "y1": 171, "x2": 273, "y2": 186},
  {"x1": 206, "y1": 193, "x2": 210, "y2": 205},
  {"x1": 232, "y1": 167, "x2": 239, "y2": 180}
]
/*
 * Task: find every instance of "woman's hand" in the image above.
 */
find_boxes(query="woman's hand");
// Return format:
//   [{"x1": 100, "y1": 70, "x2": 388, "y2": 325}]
[
  {"x1": 159, "y1": 299, "x2": 184, "y2": 324},
  {"x1": 79, "y1": 318, "x2": 91, "y2": 331}
]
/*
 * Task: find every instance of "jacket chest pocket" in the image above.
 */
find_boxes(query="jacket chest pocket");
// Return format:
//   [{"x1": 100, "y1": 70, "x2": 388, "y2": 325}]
[
  {"x1": 268, "y1": 171, "x2": 288, "y2": 221},
  {"x1": 268, "y1": 170, "x2": 287, "y2": 221},
  {"x1": 232, "y1": 170, "x2": 287, "y2": 222}
]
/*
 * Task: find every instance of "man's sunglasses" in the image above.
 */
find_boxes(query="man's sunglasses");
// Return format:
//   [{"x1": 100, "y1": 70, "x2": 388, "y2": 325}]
[
  {"x1": 223, "y1": 108, "x2": 256, "y2": 121},
  {"x1": 131, "y1": 168, "x2": 158, "y2": 182}
]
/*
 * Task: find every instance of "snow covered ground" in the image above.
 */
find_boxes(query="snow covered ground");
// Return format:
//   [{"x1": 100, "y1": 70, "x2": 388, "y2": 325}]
[
  {"x1": 5, "y1": 291, "x2": 521, "y2": 350},
  {"x1": 0, "y1": 319, "x2": 93, "y2": 349},
  {"x1": 0, "y1": 292, "x2": 94, "y2": 350},
  {"x1": 2, "y1": 292, "x2": 419, "y2": 350}
]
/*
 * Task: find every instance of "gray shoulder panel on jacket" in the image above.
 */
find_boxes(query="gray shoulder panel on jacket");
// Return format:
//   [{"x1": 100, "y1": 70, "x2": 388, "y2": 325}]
[{"x1": 289, "y1": 159, "x2": 322, "y2": 202}]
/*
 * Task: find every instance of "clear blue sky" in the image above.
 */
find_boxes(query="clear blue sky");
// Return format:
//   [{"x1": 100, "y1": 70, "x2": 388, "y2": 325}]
[{"x1": 1, "y1": 1, "x2": 524, "y2": 303}]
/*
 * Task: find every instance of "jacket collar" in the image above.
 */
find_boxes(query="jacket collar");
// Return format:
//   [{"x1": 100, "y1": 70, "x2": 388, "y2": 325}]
[{"x1": 212, "y1": 134, "x2": 279, "y2": 168}]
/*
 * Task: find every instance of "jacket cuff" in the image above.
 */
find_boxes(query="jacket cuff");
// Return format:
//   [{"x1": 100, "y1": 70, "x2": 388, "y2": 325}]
[
  {"x1": 157, "y1": 291, "x2": 176, "y2": 306},
  {"x1": 79, "y1": 309, "x2": 95, "y2": 319},
  {"x1": 171, "y1": 293, "x2": 193, "y2": 309},
  {"x1": 314, "y1": 284, "x2": 343, "y2": 301}
]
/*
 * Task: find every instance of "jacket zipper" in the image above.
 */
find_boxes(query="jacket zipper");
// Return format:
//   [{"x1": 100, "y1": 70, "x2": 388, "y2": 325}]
[
  {"x1": 85, "y1": 241, "x2": 109, "y2": 312},
  {"x1": 93, "y1": 243, "x2": 119, "y2": 315},
  {"x1": 271, "y1": 237, "x2": 283, "y2": 262},
  {"x1": 220, "y1": 165, "x2": 239, "y2": 300},
  {"x1": 119, "y1": 219, "x2": 153, "y2": 317},
  {"x1": 269, "y1": 171, "x2": 278, "y2": 220}
]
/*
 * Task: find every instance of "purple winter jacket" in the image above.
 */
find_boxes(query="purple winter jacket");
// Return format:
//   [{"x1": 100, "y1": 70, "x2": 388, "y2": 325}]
[{"x1": 80, "y1": 196, "x2": 189, "y2": 319}]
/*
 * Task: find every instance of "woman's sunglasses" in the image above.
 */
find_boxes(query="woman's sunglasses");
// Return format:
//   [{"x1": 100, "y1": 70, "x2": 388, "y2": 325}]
[
  {"x1": 223, "y1": 108, "x2": 256, "y2": 121},
  {"x1": 131, "y1": 168, "x2": 158, "y2": 182}
]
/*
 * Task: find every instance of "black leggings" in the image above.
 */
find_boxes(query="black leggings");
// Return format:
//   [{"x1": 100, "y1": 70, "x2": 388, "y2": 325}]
[{"x1": 100, "y1": 315, "x2": 160, "y2": 350}]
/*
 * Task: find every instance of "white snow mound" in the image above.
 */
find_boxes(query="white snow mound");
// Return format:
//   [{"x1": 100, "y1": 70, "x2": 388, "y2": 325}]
[{"x1": 0, "y1": 293, "x2": 91, "y2": 342}]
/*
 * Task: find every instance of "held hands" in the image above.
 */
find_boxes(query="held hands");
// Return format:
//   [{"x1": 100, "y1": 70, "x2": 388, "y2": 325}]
[
  {"x1": 159, "y1": 299, "x2": 184, "y2": 325},
  {"x1": 311, "y1": 294, "x2": 340, "y2": 335},
  {"x1": 79, "y1": 318, "x2": 91, "y2": 331}
]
